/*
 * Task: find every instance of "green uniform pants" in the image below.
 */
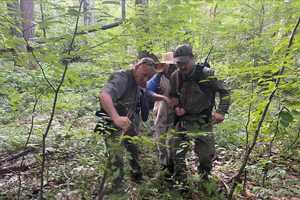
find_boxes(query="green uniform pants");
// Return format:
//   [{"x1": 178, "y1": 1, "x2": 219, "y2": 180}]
[
  {"x1": 105, "y1": 129, "x2": 143, "y2": 187},
  {"x1": 169, "y1": 119, "x2": 215, "y2": 182}
]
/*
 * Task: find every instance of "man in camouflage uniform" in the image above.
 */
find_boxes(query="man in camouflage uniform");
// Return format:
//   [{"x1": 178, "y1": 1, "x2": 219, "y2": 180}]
[
  {"x1": 168, "y1": 44, "x2": 230, "y2": 185},
  {"x1": 99, "y1": 57, "x2": 170, "y2": 190}
]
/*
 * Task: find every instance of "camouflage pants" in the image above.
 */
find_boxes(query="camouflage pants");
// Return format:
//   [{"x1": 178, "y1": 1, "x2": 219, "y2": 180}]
[
  {"x1": 106, "y1": 131, "x2": 143, "y2": 186},
  {"x1": 168, "y1": 119, "x2": 215, "y2": 182}
]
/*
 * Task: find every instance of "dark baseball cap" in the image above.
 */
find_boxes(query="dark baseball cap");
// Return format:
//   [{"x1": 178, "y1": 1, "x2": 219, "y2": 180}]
[{"x1": 173, "y1": 44, "x2": 194, "y2": 63}]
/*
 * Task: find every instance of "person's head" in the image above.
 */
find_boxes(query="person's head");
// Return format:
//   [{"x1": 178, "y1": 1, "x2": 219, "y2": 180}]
[
  {"x1": 173, "y1": 44, "x2": 195, "y2": 74},
  {"x1": 137, "y1": 51, "x2": 159, "y2": 63},
  {"x1": 133, "y1": 57, "x2": 157, "y2": 88},
  {"x1": 157, "y1": 52, "x2": 176, "y2": 74}
]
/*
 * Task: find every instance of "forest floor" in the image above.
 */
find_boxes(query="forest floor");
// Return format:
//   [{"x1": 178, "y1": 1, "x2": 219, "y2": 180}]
[{"x1": 0, "y1": 114, "x2": 299, "y2": 200}]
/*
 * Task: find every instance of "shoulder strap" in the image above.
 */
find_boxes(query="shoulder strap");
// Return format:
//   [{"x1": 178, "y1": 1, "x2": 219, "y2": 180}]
[{"x1": 176, "y1": 71, "x2": 183, "y2": 96}]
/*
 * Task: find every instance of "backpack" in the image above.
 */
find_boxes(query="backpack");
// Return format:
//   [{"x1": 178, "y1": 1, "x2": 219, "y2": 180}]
[{"x1": 175, "y1": 69, "x2": 216, "y2": 116}]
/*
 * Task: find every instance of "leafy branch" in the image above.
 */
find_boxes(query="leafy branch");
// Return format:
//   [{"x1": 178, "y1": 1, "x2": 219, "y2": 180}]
[
  {"x1": 228, "y1": 16, "x2": 300, "y2": 200},
  {"x1": 38, "y1": 1, "x2": 84, "y2": 199}
]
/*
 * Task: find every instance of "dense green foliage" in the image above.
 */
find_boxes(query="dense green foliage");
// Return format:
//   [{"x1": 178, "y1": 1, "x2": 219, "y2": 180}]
[{"x1": 0, "y1": 0, "x2": 299, "y2": 199}]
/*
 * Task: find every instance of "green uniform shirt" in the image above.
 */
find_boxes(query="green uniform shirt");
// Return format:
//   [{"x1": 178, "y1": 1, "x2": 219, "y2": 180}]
[
  {"x1": 170, "y1": 69, "x2": 230, "y2": 116},
  {"x1": 102, "y1": 69, "x2": 141, "y2": 135}
]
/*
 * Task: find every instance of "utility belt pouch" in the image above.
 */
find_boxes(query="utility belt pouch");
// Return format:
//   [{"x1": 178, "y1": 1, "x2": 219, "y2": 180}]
[{"x1": 94, "y1": 110, "x2": 118, "y2": 135}]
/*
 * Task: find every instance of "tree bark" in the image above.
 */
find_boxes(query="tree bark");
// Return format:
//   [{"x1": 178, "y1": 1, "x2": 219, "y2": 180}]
[
  {"x1": 83, "y1": 0, "x2": 95, "y2": 25},
  {"x1": 20, "y1": 0, "x2": 35, "y2": 40}
]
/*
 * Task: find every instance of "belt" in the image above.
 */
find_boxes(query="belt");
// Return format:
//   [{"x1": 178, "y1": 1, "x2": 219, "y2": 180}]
[{"x1": 180, "y1": 113, "x2": 210, "y2": 122}]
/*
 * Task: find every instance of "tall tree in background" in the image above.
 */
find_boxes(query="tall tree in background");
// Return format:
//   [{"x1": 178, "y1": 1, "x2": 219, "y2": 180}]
[
  {"x1": 83, "y1": 0, "x2": 95, "y2": 25},
  {"x1": 20, "y1": 0, "x2": 35, "y2": 40}
]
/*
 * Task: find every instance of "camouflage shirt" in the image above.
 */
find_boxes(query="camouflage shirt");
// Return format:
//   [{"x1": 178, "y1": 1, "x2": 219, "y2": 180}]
[
  {"x1": 102, "y1": 69, "x2": 141, "y2": 135},
  {"x1": 170, "y1": 69, "x2": 230, "y2": 116}
]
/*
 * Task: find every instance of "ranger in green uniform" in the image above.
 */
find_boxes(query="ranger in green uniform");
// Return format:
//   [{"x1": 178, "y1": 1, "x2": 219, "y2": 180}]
[
  {"x1": 99, "y1": 57, "x2": 170, "y2": 191},
  {"x1": 169, "y1": 44, "x2": 230, "y2": 185}
]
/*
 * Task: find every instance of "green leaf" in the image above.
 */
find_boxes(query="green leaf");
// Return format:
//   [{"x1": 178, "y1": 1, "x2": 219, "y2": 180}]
[{"x1": 279, "y1": 110, "x2": 294, "y2": 127}]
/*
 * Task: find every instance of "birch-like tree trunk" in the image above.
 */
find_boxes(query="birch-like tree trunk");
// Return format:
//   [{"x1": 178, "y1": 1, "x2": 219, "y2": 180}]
[
  {"x1": 20, "y1": 0, "x2": 35, "y2": 40},
  {"x1": 83, "y1": 0, "x2": 95, "y2": 25}
]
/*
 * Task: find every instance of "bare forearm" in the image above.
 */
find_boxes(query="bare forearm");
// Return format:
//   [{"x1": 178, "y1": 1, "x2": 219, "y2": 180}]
[
  {"x1": 99, "y1": 91, "x2": 119, "y2": 119},
  {"x1": 152, "y1": 93, "x2": 165, "y2": 101},
  {"x1": 151, "y1": 92, "x2": 174, "y2": 107}
]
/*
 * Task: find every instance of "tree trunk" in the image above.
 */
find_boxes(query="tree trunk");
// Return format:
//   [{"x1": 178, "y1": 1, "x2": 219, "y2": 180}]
[
  {"x1": 83, "y1": 0, "x2": 95, "y2": 25},
  {"x1": 20, "y1": 0, "x2": 35, "y2": 40}
]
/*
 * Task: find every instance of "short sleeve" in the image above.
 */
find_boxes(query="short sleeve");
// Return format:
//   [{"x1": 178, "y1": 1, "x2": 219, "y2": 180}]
[{"x1": 102, "y1": 71, "x2": 128, "y2": 102}]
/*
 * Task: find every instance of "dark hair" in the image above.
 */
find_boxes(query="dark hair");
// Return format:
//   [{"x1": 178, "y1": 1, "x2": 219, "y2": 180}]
[
  {"x1": 137, "y1": 50, "x2": 159, "y2": 63},
  {"x1": 136, "y1": 57, "x2": 156, "y2": 68}
]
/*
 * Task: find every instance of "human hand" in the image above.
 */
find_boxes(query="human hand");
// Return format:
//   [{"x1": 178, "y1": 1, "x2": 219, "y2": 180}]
[
  {"x1": 112, "y1": 115, "x2": 131, "y2": 131},
  {"x1": 163, "y1": 96, "x2": 172, "y2": 107},
  {"x1": 175, "y1": 107, "x2": 186, "y2": 116},
  {"x1": 212, "y1": 112, "x2": 224, "y2": 124}
]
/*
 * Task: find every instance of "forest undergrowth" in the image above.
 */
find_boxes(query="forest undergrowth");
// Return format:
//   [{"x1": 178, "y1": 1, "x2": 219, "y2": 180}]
[{"x1": 0, "y1": 107, "x2": 299, "y2": 200}]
